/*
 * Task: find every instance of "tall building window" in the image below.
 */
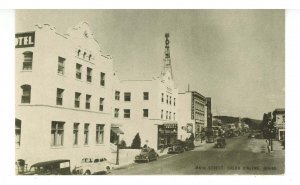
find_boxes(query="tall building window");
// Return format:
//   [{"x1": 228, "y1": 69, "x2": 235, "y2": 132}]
[
  {"x1": 166, "y1": 95, "x2": 169, "y2": 104},
  {"x1": 115, "y1": 91, "x2": 120, "y2": 100},
  {"x1": 143, "y1": 92, "x2": 149, "y2": 100},
  {"x1": 124, "y1": 92, "x2": 131, "y2": 101},
  {"x1": 100, "y1": 72, "x2": 105, "y2": 86},
  {"x1": 15, "y1": 119, "x2": 21, "y2": 147},
  {"x1": 99, "y1": 98, "x2": 104, "y2": 111},
  {"x1": 114, "y1": 108, "x2": 119, "y2": 118},
  {"x1": 174, "y1": 98, "x2": 176, "y2": 106},
  {"x1": 161, "y1": 110, "x2": 163, "y2": 119},
  {"x1": 169, "y1": 112, "x2": 171, "y2": 120},
  {"x1": 74, "y1": 92, "x2": 81, "y2": 108},
  {"x1": 143, "y1": 109, "x2": 149, "y2": 118},
  {"x1": 21, "y1": 85, "x2": 31, "y2": 103},
  {"x1": 76, "y1": 63, "x2": 82, "y2": 79},
  {"x1": 56, "y1": 88, "x2": 64, "y2": 106},
  {"x1": 84, "y1": 123, "x2": 89, "y2": 145},
  {"x1": 96, "y1": 124, "x2": 104, "y2": 144},
  {"x1": 57, "y1": 57, "x2": 65, "y2": 75},
  {"x1": 51, "y1": 121, "x2": 64, "y2": 146},
  {"x1": 124, "y1": 109, "x2": 131, "y2": 118},
  {"x1": 173, "y1": 113, "x2": 176, "y2": 120},
  {"x1": 170, "y1": 96, "x2": 172, "y2": 105},
  {"x1": 86, "y1": 94, "x2": 91, "y2": 109},
  {"x1": 166, "y1": 111, "x2": 168, "y2": 120},
  {"x1": 73, "y1": 123, "x2": 79, "y2": 145},
  {"x1": 161, "y1": 93, "x2": 164, "y2": 102},
  {"x1": 87, "y1": 67, "x2": 92, "y2": 82},
  {"x1": 22, "y1": 51, "x2": 33, "y2": 70}
]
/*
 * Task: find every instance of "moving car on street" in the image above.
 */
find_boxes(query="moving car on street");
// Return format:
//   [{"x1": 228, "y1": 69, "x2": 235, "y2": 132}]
[
  {"x1": 255, "y1": 133, "x2": 264, "y2": 139},
  {"x1": 184, "y1": 139, "x2": 195, "y2": 151},
  {"x1": 24, "y1": 159, "x2": 71, "y2": 175},
  {"x1": 72, "y1": 157, "x2": 112, "y2": 175},
  {"x1": 206, "y1": 136, "x2": 216, "y2": 143},
  {"x1": 168, "y1": 139, "x2": 185, "y2": 153},
  {"x1": 135, "y1": 147, "x2": 159, "y2": 162},
  {"x1": 248, "y1": 133, "x2": 255, "y2": 138},
  {"x1": 215, "y1": 138, "x2": 226, "y2": 148}
]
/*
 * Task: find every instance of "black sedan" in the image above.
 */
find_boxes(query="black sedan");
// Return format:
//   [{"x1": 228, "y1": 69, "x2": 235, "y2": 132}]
[
  {"x1": 134, "y1": 147, "x2": 159, "y2": 163},
  {"x1": 168, "y1": 140, "x2": 185, "y2": 154}
]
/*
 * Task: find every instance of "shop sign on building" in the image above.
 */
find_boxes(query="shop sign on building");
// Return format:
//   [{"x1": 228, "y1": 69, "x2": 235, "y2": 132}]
[{"x1": 15, "y1": 32, "x2": 35, "y2": 48}]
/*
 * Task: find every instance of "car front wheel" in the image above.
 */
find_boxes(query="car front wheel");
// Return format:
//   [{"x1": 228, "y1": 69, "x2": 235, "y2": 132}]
[
  {"x1": 84, "y1": 170, "x2": 91, "y2": 175},
  {"x1": 106, "y1": 166, "x2": 111, "y2": 174}
]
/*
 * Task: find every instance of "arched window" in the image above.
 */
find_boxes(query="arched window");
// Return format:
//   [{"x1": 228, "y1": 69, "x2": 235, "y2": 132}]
[
  {"x1": 21, "y1": 85, "x2": 31, "y2": 103},
  {"x1": 88, "y1": 54, "x2": 92, "y2": 61},
  {"x1": 22, "y1": 51, "x2": 33, "y2": 70},
  {"x1": 77, "y1": 49, "x2": 81, "y2": 57},
  {"x1": 83, "y1": 52, "x2": 86, "y2": 59}
]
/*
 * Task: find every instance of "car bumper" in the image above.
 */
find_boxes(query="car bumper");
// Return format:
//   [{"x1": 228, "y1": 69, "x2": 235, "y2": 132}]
[{"x1": 135, "y1": 158, "x2": 149, "y2": 162}]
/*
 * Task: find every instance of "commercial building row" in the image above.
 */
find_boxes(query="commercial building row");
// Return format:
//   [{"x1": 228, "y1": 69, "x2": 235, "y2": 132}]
[{"x1": 15, "y1": 22, "x2": 212, "y2": 169}]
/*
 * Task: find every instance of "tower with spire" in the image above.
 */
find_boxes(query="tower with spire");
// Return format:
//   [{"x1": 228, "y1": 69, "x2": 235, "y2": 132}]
[{"x1": 161, "y1": 33, "x2": 173, "y2": 79}]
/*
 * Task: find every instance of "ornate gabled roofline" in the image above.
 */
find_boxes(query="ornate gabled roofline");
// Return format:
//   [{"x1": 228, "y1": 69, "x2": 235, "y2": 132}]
[{"x1": 35, "y1": 24, "x2": 68, "y2": 39}]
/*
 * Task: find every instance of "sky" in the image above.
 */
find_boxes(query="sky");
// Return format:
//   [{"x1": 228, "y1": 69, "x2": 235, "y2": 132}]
[{"x1": 15, "y1": 10, "x2": 285, "y2": 120}]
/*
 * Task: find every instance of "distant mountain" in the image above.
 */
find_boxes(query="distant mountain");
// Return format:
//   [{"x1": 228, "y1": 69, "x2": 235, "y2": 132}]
[
  {"x1": 213, "y1": 116, "x2": 261, "y2": 130},
  {"x1": 241, "y1": 117, "x2": 262, "y2": 130}
]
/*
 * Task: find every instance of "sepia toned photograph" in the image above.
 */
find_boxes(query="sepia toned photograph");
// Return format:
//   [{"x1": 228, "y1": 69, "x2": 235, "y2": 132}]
[{"x1": 15, "y1": 9, "x2": 285, "y2": 175}]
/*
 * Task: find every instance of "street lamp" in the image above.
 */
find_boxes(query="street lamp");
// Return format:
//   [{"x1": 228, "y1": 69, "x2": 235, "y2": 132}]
[{"x1": 116, "y1": 133, "x2": 120, "y2": 165}]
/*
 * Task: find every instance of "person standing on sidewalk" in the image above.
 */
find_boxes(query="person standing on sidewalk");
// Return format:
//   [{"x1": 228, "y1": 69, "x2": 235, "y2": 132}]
[{"x1": 266, "y1": 139, "x2": 271, "y2": 153}]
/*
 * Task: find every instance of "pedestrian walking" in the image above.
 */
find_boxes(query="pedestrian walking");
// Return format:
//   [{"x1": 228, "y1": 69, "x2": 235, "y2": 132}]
[{"x1": 266, "y1": 139, "x2": 271, "y2": 153}]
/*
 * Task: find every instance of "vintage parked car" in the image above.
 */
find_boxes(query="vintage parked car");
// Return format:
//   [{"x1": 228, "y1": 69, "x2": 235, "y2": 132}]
[
  {"x1": 23, "y1": 159, "x2": 71, "y2": 175},
  {"x1": 248, "y1": 133, "x2": 255, "y2": 138},
  {"x1": 135, "y1": 147, "x2": 159, "y2": 162},
  {"x1": 206, "y1": 136, "x2": 216, "y2": 143},
  {"x1": 72, "y1": 157, "x2": 112, "y2": 175},
  {"x1": 255, "y1": 133, "x2": 264, "y2": 139},
  {"x1": 215, "y1": 138, "x2": 226, "y2": 148},
  {"x1": 168, "y1": 140, "x2": 185, "y2": 154},
  {"x1": 184, "y1": 139, "x2": 195, "y2": 151}
]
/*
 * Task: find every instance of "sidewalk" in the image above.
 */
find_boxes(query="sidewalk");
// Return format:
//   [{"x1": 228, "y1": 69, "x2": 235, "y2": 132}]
[
  {"x1": 108, "y1": 149, "x2": 140, "y2": 169},
  {"x1": 271, "y1": 140, "x2": 285, "y2": 152}
]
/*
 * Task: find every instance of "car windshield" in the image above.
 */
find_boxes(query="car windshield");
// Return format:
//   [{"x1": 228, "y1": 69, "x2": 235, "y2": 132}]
[
  {"x1": 82, "y1": 158, "x2": 93, "y2": 163},
  {"x1": 173, "y1": 140, "x2": 182, "y2": 145},
  {"x1": 29, "y1": 166, "x2": 41, "y2": 172},
  {"x1": 141, "y1": 148, "x2": 150, "y2": 154}
]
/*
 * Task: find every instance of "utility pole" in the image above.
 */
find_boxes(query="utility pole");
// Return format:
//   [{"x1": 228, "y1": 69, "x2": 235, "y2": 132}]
[{"x1": 116, "y1": 133, "x2": 120, "y2": 165}]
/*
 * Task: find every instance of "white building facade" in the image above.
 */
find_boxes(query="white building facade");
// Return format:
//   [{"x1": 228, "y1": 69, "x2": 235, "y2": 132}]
[
  {"x1": 111, "y1": 33, "x2": 178, "y2": 150},
  {"x1": 177, "y1": 91, "x2": 207, "y2": 140},
  {"x1": 272, "y1": 108, "x2": 285, "y2": 140},
  {"x1": 15, "y1": 22, "x2": 114, "y2": 170}
]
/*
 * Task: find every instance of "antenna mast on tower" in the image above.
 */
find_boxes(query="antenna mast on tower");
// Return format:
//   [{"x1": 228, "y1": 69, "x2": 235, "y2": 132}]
[{"x1": 161, "y1": 33, "x2": 173, "y2": 79}]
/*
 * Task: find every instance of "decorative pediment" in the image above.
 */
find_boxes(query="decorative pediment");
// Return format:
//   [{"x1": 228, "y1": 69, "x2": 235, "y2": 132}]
[{"x1": 65, "y1": 22, "x2": 95, "y2": 39}]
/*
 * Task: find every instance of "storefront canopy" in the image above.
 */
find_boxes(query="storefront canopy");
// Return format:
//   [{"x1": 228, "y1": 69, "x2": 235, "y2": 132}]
[{"x1": 111, "y1": 127, "x2": 124, "y2": 135}]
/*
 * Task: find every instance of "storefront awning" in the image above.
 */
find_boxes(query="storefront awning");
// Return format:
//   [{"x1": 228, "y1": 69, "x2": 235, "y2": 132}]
[{"x1": 111, "y1": 127, "x2": 124, "y2": 134}]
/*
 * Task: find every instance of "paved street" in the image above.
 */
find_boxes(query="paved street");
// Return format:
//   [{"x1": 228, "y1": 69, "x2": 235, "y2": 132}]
[{"x1": 110, "y1": 135, "x2": 284, "y2": 175}]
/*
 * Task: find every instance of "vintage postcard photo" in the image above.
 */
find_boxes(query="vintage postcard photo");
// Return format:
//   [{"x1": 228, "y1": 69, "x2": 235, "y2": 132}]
[{"x1": 15, "y1": 9, "x2": 285, "y2": 175}]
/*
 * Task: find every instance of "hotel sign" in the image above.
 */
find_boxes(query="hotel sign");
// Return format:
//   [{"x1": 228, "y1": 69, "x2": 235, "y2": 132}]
[{"x1": 15, "y1": 32, "x2": 35, "y2": 48}]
